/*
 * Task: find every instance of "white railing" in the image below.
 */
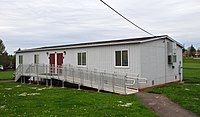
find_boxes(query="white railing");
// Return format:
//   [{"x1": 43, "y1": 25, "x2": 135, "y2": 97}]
[
  {"x1": 15, "y1": 64, "x2": 147, "y2": 94},
  {"x1": 15, "y1": 64, "x2": 23, "y2": 82}
]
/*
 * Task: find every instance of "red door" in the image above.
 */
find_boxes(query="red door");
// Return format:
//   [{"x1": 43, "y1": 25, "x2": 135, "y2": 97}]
[
  {"x1": 50, "y1": 54, "x2": 55, "y2": 73},
  {"x1": 57, "y1": 53, "x2": 63, "y2": 74}
]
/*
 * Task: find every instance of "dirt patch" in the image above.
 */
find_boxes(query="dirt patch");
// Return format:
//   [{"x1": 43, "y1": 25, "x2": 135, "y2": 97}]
[{"x1": 136, "y1": 92, "x2": 198, "y2": 117}]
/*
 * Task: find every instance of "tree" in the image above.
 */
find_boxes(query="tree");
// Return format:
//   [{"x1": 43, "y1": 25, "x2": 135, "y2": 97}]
[
  {"x1": 0, "y1": 51, "x2": 9, "y2": 66},
  {"x1": 196, "y1": 48, "x2": 200, "y2": 57},
  {"x1": 0, "y1": 39, "x2": 5, "y2": 54},
  {"x1": 188, "y1": 44, "x2": 196, "y2": 57},
  {"x1": 0, "y1": 39, "x2": 15, "y2": 69}
]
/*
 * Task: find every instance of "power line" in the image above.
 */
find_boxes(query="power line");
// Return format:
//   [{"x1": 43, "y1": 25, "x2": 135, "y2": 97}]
[{"x1": 100, "y1": 0, "x2": 154, "y2": 36}]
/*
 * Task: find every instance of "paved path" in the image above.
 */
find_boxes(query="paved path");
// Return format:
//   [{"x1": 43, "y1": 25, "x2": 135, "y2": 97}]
[
  {"x1": 0, "y1": 80, "x2": 14, "y2": 83},
  {"x1": 136, "y1": 92, "x2": 198, "y2": 117}
]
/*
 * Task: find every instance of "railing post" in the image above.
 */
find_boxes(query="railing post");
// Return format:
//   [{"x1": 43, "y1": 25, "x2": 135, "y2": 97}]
[
  {"x1": 62, "y1": 80, "x2": 65, "y2": 88},
  {"x1": 65, "y1": 66, "x2": 68, "y2": 82},
  {"x1": 29, "y1": 64, "x2": 31, "y2": 84},
  {"x1": 46, "y1": 65, "x2": 48, "y2": 86},
  {"x1": 94, "y1": 69, "x2": 97, "y2": 88},
  {"x1": 98, "y1": 72, "x2": 102, "y2": 92},
  {"x1": 98, "y1": 73, "x2": 100, "y2": 92},
  {"x1": 50, "y1": 65, "x2": 52, "y2": 87},
  {"x1": 90, "y1": 71, "x2": 93, "y2": 87},
  {"x1": 23, "y1": 76, "x2": 25, "y2": 84},
  {"x1": 112, "y1": 72, "x2": 115, "y2": 93},
  {"x1": 79, "y1": 69, "x2": 81, "y2": 84},
  {"x1": 136, "y1": 74, "x2": 140, "y2": 90},
  {"x1": 78, "y1": 83, "x2": 81, "y2": 90},
  {"x1": 21, "y1": 65, "x2": 23, "y2": 76},
  {"x1": 33, "y1": 64, "x2": 35, "y2": 82},
  {"x1": 86, "y1": 68, "x2": 88, "y2": 81},
  {"x1": 43, "y1": 64, "x2": 45, "y2": 73},
  {"x1": 37, "y1": 64, "x2": 39, "y2": 85},
  {"x1": 72, "y1": 68, "x2": 75, "y2": 84},
  {"x1": 82, "y1": 69, "x2": 84, "y2": 85},
  {"x1": 21, "y1": 74, "x2": 23, "y2": 84},
  {"x1": 102, "y1": 70, "x2": 106, "y2": 90},
  {"x1": 62, "y1": 74, "x2": 65, "y2": 88},
  {"x1": 20, "y1": 65, "x2": 23, "y2": 84},
  {"x1": 124, "y1": 74, "x2": 127, "y2": 94},
  {"x1": 57, "y1": 65, "x2": 59, "y2": 80},
  {"x1": 78, "y1": 69, "x2": 81, "y2": 90},
  {"x1": 50, "y1": 78, "x2": 52, "y2": 87},
  {"x1": 62, "y1": 66, "x2": 65, "y2": 88},
  {"x1": 30, "y1": 64, "x2": 33, "y2": 81}
]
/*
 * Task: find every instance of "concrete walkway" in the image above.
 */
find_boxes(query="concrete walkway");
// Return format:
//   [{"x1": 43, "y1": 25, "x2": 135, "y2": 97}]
[
  {"x1": 0, "y1": 80, "x2": 14, "y2": 83},
  {"x1": 136, "y1": 92, "x2": 198, "y2": 117}
]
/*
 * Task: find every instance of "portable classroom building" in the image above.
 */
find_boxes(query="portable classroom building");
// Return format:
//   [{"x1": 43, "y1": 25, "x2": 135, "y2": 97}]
[{"x1": 15, "y1": 35, "x2": 183, "y2": 90}]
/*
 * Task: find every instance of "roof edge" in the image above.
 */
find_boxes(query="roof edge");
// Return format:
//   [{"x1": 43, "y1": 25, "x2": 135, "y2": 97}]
[{"x1": 16, "y1": 35, "x2": 183, "y2": 53}]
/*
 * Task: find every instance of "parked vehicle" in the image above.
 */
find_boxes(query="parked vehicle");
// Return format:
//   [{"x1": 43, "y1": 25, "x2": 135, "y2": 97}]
[
  {"x1": 0, "y1": 65, "x2": 3, "y2": 71},
  {"x1": 7, "y1": 65, "x2": 13, "y2": 69}
]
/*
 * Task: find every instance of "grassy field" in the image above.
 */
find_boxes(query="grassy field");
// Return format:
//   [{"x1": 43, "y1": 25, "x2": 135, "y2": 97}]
[
  {"x1": 0, "y1": 82, "x2": 157, "y2": 117},
  {"x1": 1, "y1": 59, "x2": 199, "y2": 116},
  {"x1": 0, "y1": 70, "x2": 14, "y2": 80},
  {"x1": 147, "y1": 58, "x2": 200, "y2": 116},
  {"x1": 183, "y1": 58, "x2": 200, "y2": 63}
]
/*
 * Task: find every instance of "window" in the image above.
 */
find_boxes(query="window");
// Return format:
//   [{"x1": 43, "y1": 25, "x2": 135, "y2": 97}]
[
  {"x1": 19, "y1": 55, "x2": 23, "y2": 64},
  {"x1": 168, "y1": 55, "x2": 172, "y2": 64},
  {"x1": 115, "y1": 51, "x2": 121, "y2": 66},
  {"x1": 34, "y1": 54, "x2": 39, "y2": 64},
  {"x1": 168, "y1": 55, "x2": 176, "y2": 64},
  {"x1": 82, "y1": 52, "x2": 86, "y2": 65},
  {"x1": 77, "y1": 52, "x2": 86, "y2": 66},
  {"x1": 115, "y1": 50, "x2": 128, "y2": 67},
  {"x1": 173, "y1": 55, "x2": 177, "y2": 63},
  {"x1": 78, "y1": 53, "x2": 81, "y2": 65}
]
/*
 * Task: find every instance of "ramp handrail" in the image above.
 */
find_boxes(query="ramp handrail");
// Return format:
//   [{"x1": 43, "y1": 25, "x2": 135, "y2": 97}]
[
  {"x1": 15, "y1": 64, "x2": 22, "y2": 81},
  {"x1": 15, "y1": 64, "x2": 148, "y2": 94}
]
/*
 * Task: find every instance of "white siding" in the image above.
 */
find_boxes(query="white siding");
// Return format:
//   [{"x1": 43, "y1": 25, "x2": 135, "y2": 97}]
[
  {"x1": 64, "y1": 44, "x2": 141, "y2": 76},
  {"x1": 15, "y1": 38, "x2": 183, "y2": 89},
  {"x1": 140, "y1": 39, "x2": 166, "y2": 88},
  {"x1": 16, "y1": 53, "x2": 34, "y2": 67},
  {"x1": 140, "y1": 39, "x2": 182, "y2": 88},
  {"x1": 16, "y1": 44, "x2": 141, "y2": 76},
  {"x1": 165, "y1": 40, "x2": 182, "y2": 83}
]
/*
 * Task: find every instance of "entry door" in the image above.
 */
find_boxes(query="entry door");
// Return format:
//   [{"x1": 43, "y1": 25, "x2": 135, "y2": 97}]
[
  {"x1": 57, "y1": 53, "x2": 63, "y2": 74},
  {"x1": 50, "y1": 53, "x2": 55, "y2": 73}
]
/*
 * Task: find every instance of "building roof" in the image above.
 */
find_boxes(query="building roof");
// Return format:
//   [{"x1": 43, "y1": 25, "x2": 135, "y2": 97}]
[{"x1": 16, "y1": 35, "x2": 183, "y2": 53}]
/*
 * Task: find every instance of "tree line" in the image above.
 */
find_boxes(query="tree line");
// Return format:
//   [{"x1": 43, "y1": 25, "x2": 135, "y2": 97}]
[
  {"x1": 0, "y1": 39, "x2": 15, "y2": 70},
  {"x1": 183, "y1": 44, "x2": 200, "y2": 58}
]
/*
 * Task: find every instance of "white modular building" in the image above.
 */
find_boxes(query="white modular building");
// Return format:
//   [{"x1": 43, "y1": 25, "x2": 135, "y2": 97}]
[{"x1": 15, "y1": 35, "x2": 183, "y2": 94}]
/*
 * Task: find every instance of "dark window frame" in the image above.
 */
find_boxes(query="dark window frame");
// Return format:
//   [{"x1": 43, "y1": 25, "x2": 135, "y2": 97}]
[
  {"x1": 115, "y1": 50, "x2": 129, "y2": 67},
  {"x1": 77, "y1": 52, "x2": 87, "y2": 66},
  {"x1": 34, "y1": 54, "x2": 39, "y2": 64},
  {"x1": 19, "y1": 55, "x2": 23, "y2": 65}
]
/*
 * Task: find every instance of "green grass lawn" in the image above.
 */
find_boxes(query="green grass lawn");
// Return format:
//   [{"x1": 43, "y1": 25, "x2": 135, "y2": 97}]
[
  {"x1": 0, "y1": 82, "x2": 157, "y2": 117},
  {"x1": 146, "y1": 59, "x2": 200, "y2": 116},
  {"x1": 183, "y1": 58, "x2": 200, "y2": 63},
  {"x1": 183, "y1": 62, "x2": 200, "y2": 83},
  {"x1": 0, "y1": 70, "x2": 14, "y2": 80}
]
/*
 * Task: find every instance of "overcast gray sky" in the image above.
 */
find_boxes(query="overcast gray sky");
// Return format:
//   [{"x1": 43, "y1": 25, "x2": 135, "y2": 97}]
[{"x1": 0, "y1": 0, "x2": 200, "y2": 54}]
